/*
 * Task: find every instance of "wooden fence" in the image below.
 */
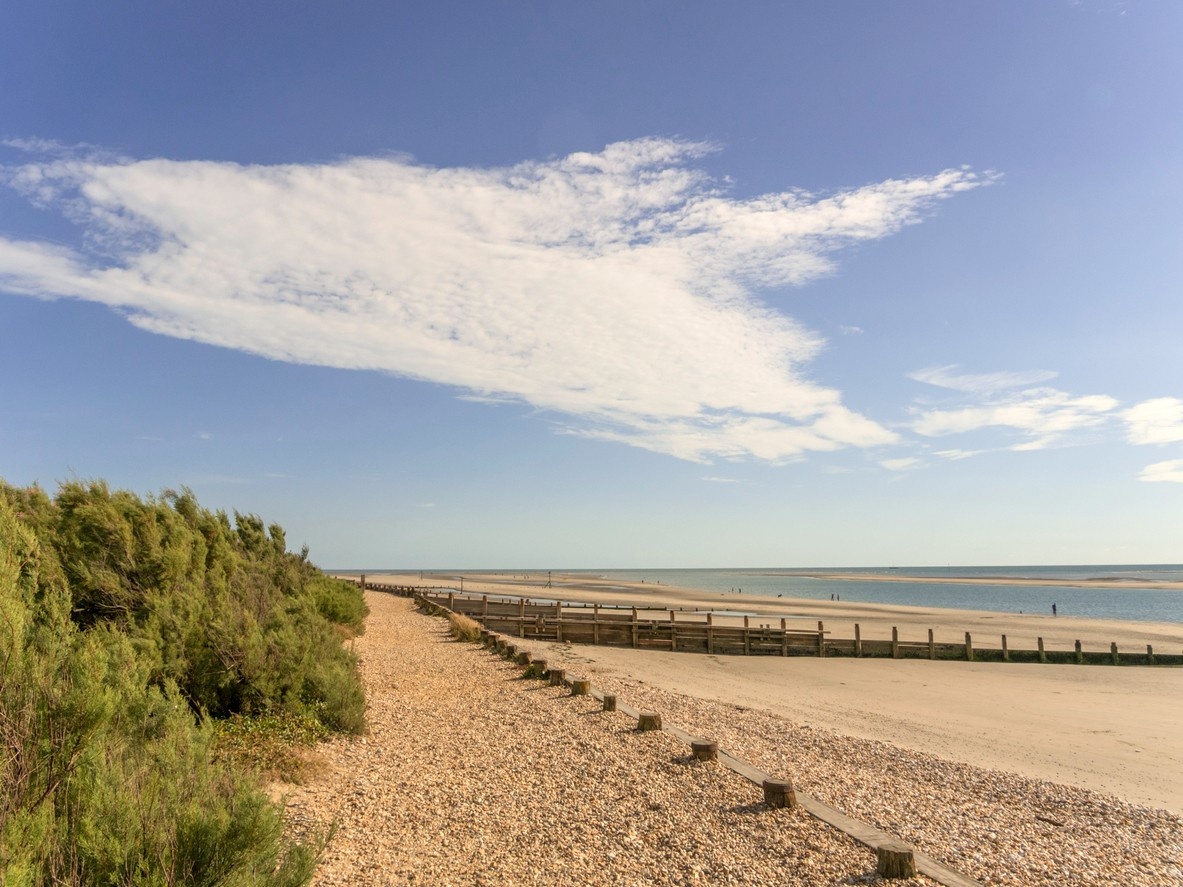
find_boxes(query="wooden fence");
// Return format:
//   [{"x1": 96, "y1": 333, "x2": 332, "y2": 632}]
[{"x1": 353, "y1": 578, "x2": 1183, "y2": 667}]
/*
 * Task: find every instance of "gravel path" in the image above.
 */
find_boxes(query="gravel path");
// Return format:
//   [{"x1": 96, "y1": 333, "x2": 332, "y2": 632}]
[{"x1": 281, "y1": 592, "x2": 930, "y2": 885}]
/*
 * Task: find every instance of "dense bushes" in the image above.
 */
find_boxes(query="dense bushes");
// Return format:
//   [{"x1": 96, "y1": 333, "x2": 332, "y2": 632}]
[{"x1": 0, "y1": 480, "x2": 369, "y2": 885}]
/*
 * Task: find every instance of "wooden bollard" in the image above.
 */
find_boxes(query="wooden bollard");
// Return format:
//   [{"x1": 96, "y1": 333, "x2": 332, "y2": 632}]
[
  {"x1": 549, "y1": 668, "x2": 566, "y2": 686},
  {"x1": 516, "y1": 650, "x2": 532, "y2": 666},
  {"x1": 691, "y1": 740, "x2": 718, "y2": 761},
  {"x1": 762, "y1": 778, "x2": 797, "y2": 809},
  {"x1": 524, "y1": 659, "x2": 547, "y2": 679},
  {"x1": 1148, "y1": 644, "x2": 1155, "y2": 665},
  {"x1": 928, "y1": 627, "x2": 935, "y2": 660},
  {"x1": 1002, "y1": 634, "x2": 1009, "y2": 662},
  {"x1": 891, "y1": 626, "x2": 899, "y2": 659},
  {"x1": 1111, "y1": 642, "x2": 1120, "y2": 665},
  {"x1": 1038, "y1": 636, "x2": 1046, "y2": 663},
  {"x1": 1074, "y1": 639, "x2": 1083, "y2": 664},
  {"x1": 637, "y1": 711, "x2": 662, "y2": 731},
  {"x1": 854, "y1": 622, "x2": 862, "y2": 658},
  {"x1": 965, "y1": 631, "x2": 974, "y2": 662},
  {"x1": 602, "y1": 693, "x2": 617, "y2": 712},
  {"x1": 876, "y1": 840, "x2": 917, "y2": 878},
  {"x1": 570, "y1": 677, "x2": 590, "y2": 695},
  {"x1": 505, "y1": 644, "x2": 518, "y2": 659}
]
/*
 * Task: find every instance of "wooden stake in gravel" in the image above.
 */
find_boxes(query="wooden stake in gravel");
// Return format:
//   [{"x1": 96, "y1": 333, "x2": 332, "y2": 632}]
[
  {"x1": 570, "y1": 677, "x2": 590, "y2": 696},
  {"x1": 602, "y1": 693, "x2": 617, "y2": 712},
  {"x1": 637, "y1": 712, "x2": 662, "y2": 731},
  {"x1": 876, "y1": 840, "x2": 918, "y2": 879},
  {"x1": 516, "y1": 651, "x2": 532, "y2": 666},
  {"x1": 549, "y1": 668, "x2": 567, "y2": 687},
  {"x1": 691, "y1": 740, "x2": 719, "y2": 762},
  {"x1": 762, "y1": 778, "x2": 797, "y2": 809}
]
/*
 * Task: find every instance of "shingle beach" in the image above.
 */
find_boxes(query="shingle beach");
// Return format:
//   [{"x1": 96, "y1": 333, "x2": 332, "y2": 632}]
[{"x1": 281, "y1": 592, "x2": 1183, "y2": 886}]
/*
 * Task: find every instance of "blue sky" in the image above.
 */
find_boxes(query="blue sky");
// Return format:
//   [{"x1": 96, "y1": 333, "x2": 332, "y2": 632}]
[{"x1": 2, "y1": 1, "x2": 1181, "y2": 568}]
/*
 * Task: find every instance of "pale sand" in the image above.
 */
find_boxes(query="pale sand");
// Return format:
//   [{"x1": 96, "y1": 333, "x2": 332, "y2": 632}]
[{"x1": 367, "y1": 572, "x2": 1183, "y2": 812}]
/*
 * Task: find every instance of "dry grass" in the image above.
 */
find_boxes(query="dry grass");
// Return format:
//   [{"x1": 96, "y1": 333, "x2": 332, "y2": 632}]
[{"x1": 447, "y1": 612, "x2": 483, "y2": 643}]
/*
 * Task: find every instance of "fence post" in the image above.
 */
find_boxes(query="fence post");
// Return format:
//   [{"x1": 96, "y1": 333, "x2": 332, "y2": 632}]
[
  {"x1": 483, "y1": 595, "x2": 489, "y2": 621},
  {"x1": 593, "y1": 603, "x2": 600, "y2": 645},
  {"x1": 743, "y1": 615, "x2": 751, "y2": 655},
  {"x1": 854, "y1": 623, "x2": 862, "y2": 658},
  {"x1": 928, "y1": 628, "x2": 935, "y2": 660},
  {"x1": 670, "y1": 610, "x2": 677, "y2": 651},
  {"x1": 1075, "y1": 640, "x2": 1083, "y2": 664},
  {"x1": 707, "y1": 612, "x2": 715, "y2": 654},
  {"x1": 1111, "y1": 642, "x2": 1119, "y2": 665},
  {"x1": 965, "y1": 632, "x2": 974, "y2": 662},
  {"x1": 1038, "y1": 637, "x2": 1046, "y2": 663},
  {"x1": 1001, "y1": 634, "x2": 1009, "y2": 662},
  {"x1": 817, "y1": 620, "x2": 825, "y2": 657},
  {"x1": 631, "y1": 607, "x2": 638, "y2": 648},
  {"x1": 891, "y1": 626, "x2": 899, "y2": 659},
  {"x1": 360, "y1": 574, "x2": 366, "y2": 592},
  {"x1": 1148, "y1": 644, "x2": 1155, "y2": 665},
  {"x1": 781, "y1": 617, "x2": 788, "y2": 656},
  {"x1": 556, "y1": 601, "x2": 563, "y2": 643},
  {"x1": 448, "y1": 592, "x2": 455, "y2": 611}
]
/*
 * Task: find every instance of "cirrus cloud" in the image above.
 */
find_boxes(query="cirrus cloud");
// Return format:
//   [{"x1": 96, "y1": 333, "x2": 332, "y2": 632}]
[{"x1": 0, "y1": 139, "x2": 992, "y2": 462}]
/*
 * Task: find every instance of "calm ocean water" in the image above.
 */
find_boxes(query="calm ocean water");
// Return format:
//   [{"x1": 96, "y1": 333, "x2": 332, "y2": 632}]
[{"x1": 572, "y1": 565, "x2": 1183, "y2": 624}]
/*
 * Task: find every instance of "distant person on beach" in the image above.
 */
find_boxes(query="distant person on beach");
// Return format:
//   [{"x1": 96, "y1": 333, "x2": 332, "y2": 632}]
[{"x1": 1052, "y1": 603, "x2": 1057, "y2": 616}]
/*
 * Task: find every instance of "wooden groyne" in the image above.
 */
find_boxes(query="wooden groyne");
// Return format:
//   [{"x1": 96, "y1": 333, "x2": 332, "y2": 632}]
[{"x1": 352, "y1": 579, "x2": 1183, "y2": 667}]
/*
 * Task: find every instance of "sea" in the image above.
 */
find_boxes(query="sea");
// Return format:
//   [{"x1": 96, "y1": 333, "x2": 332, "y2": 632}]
[{"x1": 559, "y1": 565, "x2": 1183, "y2": 624}]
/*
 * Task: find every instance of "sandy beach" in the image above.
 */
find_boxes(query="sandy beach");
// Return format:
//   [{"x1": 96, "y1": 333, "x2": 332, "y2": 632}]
[
  {"x1": 288, "y1": 591, "x2": 1183, "y2": 885},
  {"x1": 365, "y1": 572, "x2": 1183, "y2": 812}
]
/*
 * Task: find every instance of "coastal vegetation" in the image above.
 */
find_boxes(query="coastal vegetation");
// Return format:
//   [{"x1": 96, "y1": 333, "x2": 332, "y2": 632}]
[{"x1": 0, "y1": 479, "x2": 367, "y2": 885}]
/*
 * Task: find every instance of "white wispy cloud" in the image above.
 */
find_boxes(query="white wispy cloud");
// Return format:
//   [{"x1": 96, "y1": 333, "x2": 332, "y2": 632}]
[
  {"x1": 0, "y1": 139, "x2": 992, "y2": 462},
  {"x1": 909, "y1": 364, "x2": 1058, "y2": 394},
  {"x1": 910, "y1": 387, "x2": 1119, "y2": 451},
  {"x1": 1123, "y1": 397, "x2": 1183, "y2": 445},
  {"x1": 1138, "y1": 459, "x2": 1183, "y2": 483},
  {"x1": 880, "y1": 457, "x2": 921, "y2": 471}
]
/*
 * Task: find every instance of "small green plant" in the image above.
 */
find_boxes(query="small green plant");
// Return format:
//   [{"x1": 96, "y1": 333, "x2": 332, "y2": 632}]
[{"x1": 213, "y1": 711, "x2": 331, "y2": 783}]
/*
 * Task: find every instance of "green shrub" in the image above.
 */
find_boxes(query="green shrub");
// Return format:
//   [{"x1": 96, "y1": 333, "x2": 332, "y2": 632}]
[{"x1": 0, "y1": 480, "x2": 364, "y2": 886}]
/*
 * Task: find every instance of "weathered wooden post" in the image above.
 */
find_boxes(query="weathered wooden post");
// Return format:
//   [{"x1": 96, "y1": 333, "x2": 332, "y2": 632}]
[
  {"x1": 637, "y1": 712, "x2": 662, "y2": 731},
  {"x1": 1148, "y1": 644, "x2": 1155, "y2": 665},
  {"x1": 1038, "y1": 637, "x2": 1046, "y2": 663},
  {"x1": 631, "y1": 607, "x2": 639, "y2": 648},
  {"x1": 482, "y1": 595, "x2": 489, "y2": 621},
  {"x1": 928, "y1": 628, "x2": 935, "y2": 660},
  {"x1": 518, "y1": 597, "x2": 525, "y2": 632},
  {"x1": 602, "y1": 693, "x2": 617, "y2": 712},
  {"x1": 1111, "y1": 642, "x2": 1120, "y2": 665},
  {"x1": 1075, "y1": 640, "x2": 1083, "y2": 664},
  {"x1": 555, "y1": 601, "x2": 563, "y2": 643},
  {"x1": 691, "y1": 740, "x2": 719, "y2": 761},
  {"x1": 593, "y1": 603, "x2": 600, "y2": 645},
  {"x1": 817, "y1": 620, "x2": 825, "y2": 657},
  {"x1": 891, "y1": 626, "x2": 899, "y2": 659},
  {"x1": 1001, "y1": 634, "x2": 1009, "y2": 662},
  {"x1": 526, "y1": 658, "x2": 548, "y2": 679},
  {"x1": 876, "y1": 840, "x2": 918, "y2": 879},
  {"x1": 360, "y1": 574, "x2": 366, "y2": 592},
  {"x1": 549, "y1": 667, "x2": 566, "y2": 687},
  {"x1": 743, "y1": 615, "x2": 751, "y2": 655},
  {"x1": 669, "y1": 610, "x2": 677, "y2": 651},
  {"x1": 762, "y1": 778, "x2": 797, "y2": 809},
  {"x1": 854, "y1": 623, "x2": 862, "y2": 658},
  {"x1": 570, "y1": 677, "x2": 590, "y2": 695},
  {"x1": 965, "y1": 632, "x2": 974, "y2": 662},
  {"x1": 707, "y1": 612, "x2": 715, "y2": 654},
  {"x1": 516, "y1": 650, "x2": 532, "y2": 666},
  {"x1": 780, "y1": 617, "x2": 788, "y2": 656}
]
